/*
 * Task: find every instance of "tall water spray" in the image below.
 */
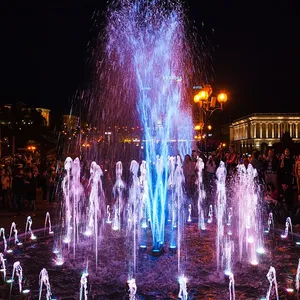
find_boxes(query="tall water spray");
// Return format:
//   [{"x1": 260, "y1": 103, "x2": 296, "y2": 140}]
[
  {"x1": 215, "y1": 161, "x2": 227, "y2": 271},
  {"x1": 80, "y1": 272, "x2": 88, "y2": 300},
  {"x1": 139, "y1": 160, "x2": 149, "y2": 248},
  {"x1": 105, "y1": 0, "x2": 193, "y2": 250},
  {"x1": 0, "y1": 253, "x2": 6, "y2": 281},
  {"x1": 174, "y1": 156, "x2": 185, "y2": 272},
  {"x1": 0, "y1": 228, "x2": 7, "y2": 253},
  {"x1": 296, "y1": 258, "x2": 300, "y2": 292},
  {"x1": 127, "y1": 160, "x2": 141, "y2": 276},
  {"x1": 86, "y1": 161, "x2": 104, "y2": 265},
  {"x1": 62, "y1": 157, "x2": 73, "y2": 245},
  {"x1": 236, "y1": 164, "x2": 262, "y2": 264},
  {"x1": 196, "y1": 158, "x2": 206, "y2": 230},
  {"x1": 71, "y1": 158, "x2": 83, "y2": 256},
  {"x1": 112, "y1": 162, "x2": 125, "y2": 231}
]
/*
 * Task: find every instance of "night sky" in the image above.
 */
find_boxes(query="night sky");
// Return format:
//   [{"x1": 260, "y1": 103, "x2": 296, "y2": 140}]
[{"x1": 1, "y1": 0, "x2": 299, "y2": 120}]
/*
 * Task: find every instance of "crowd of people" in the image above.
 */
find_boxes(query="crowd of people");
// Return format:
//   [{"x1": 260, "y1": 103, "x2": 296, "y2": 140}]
[
  {"x1": 0, "y1": 154, "x2": 62, "y2": 215},
  {"x1": 182, "y1": 145, "x2": 300, "y2": 225},
  {"x1": 1, "y1": 145, "x2": 300, "y2": 226}
]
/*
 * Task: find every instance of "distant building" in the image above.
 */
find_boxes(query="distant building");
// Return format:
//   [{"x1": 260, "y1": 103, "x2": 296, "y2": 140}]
[
  {"x1": 1, "y1": 104, "x2": 51, "y2": 127},
  {"x1": 36, "y1": 108, "x2": 50, "y2": 126},
  {"x1": 229, "y1": 113, "x2": 300, "y2": 153}
]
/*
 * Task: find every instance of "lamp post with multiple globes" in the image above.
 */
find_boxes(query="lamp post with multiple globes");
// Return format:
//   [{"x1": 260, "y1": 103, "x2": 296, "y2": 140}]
[{"x1": 193, "y1": 85, "x2": 228, "y2": 154}]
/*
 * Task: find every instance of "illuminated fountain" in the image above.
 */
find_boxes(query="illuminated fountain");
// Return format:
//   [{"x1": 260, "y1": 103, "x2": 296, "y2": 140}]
[
  {"x1": 196, "y1": 158, "x2": 206, "y2": 230},
  {"x1": 236, "y1": 163, "x2": 263, "y2": 265},
  {"x1": 112, "y1": 162, "x2": 125, "y2": 231},
  {"x1": 281, "y1": 217, "x2": 293, "y2": 239},
  {"x1": 178, "y1": 275, "x2": 188, "y2": 300},
  {"x1": 80, "y1": 272, "x2": 88, "y2": 300},
  {"x1": 106, "y1": 205, "x2": 112, "y2": 224},
  {"x1": 266, "y1": 266, "x2": 279, "y2": 300},
  {"x1": 296, "y1": 258, "x2": 300, "y2": 292},
  {"x1": 9, "y1": 261, "x2": 23, "y2": 295},
  {"x1": 207, "y1": 204, "x2": 213, "y2": 224},
  {"x1": 265, "y1": 212, "x2": 274, "y2": 233},
  {"x1": 39, "y1": 268, "x2": 52, "y2": 300},
  {"x1": 44, "y1": 212, "x2": 54, "y2": 235},
  {"x1": 105, "y1": 0, "x2": 193, "y2": 252},
  {"x1": 1, "y1": 1, "x2": 299, "y2": 298},
  {"x1": 216, "y1": 161, "x2": 227, "y2": 272},
  {"x1": 0, "y1": 252, "x2": 6, "y2": 281},
  {"x1": 0, "y1": 228, "x2": 7, "y2": 253},
  {"x1": 25, "y1": 216, "x2": 37, "y2": 240},
  {"x1": 139, "y1": 160, "x2": 148, "y2": 249},
  {"x1": 127, "y1": 160, "x2": 141, "y2": 276},
  {"x1": 127, "y1": 278, "x2": 137, "y2": 300},
  {"x1": 85, "y1": 161, "x2": 104, "y2": 264},
  {"x1": 228, "y1": 272, "x2": 235, "y2": 300}
]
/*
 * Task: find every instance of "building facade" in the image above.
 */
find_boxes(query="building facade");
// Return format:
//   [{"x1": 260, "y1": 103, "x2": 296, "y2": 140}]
[
  {"x1": 36, "y1": 108, "x2": 50, "y2": 126},
  {"x1": 229, "y1": 113, "x2": 300, "y2": 153}
]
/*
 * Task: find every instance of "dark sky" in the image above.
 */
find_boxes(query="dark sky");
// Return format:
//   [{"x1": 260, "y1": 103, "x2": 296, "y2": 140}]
[{"x1": 1, "y1": 0, "x2": 299, "y2": 120}]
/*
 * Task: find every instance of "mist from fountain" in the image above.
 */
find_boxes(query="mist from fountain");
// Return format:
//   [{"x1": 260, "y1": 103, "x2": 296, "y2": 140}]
[{"x1": 104, "y1": 0, "x2": 193, "y2": 251}]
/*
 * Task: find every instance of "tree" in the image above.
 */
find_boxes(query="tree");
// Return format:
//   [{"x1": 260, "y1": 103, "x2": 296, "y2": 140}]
[{"x1": 273, "y1": 131, "x2": 295, "y2": 154}]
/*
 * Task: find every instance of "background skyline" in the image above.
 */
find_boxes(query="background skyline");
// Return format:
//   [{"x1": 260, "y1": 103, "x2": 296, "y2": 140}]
[{"x1": 1, "y1": 0, "x2": 299, "y2": 121}]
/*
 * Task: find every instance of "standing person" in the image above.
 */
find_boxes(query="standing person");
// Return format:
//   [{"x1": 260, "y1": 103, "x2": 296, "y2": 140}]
[
  {"x1": 205, "y1": 155, "x2": 216, "y2": 207},
  {"x1": 12, "y1": 168, "x2": 26, "y2": 214},
  {"x1": 225, "y1": 145, "x2": 237, "y2": 176},
  {"x1": 264, "y1": 149, "x2": 280, "y2": 189},
  {"x1": 25, "y1": 171, "x2": 37, "y2": 215},
  {"x1": 183, "y1": 154, "x2": 195, "y2": 198},
  {"x1": 47, "y1": 171, "x2": 56, "y2": 203},
  {"x1": 1, "y1": 170, "x2": 12, "y2": 209},
  {"x1": 280, "y1": 148, "x2": 295, "y2": 188},
  {"x1": 39, "y1": 171, "x2": 48, "y2": 202}
]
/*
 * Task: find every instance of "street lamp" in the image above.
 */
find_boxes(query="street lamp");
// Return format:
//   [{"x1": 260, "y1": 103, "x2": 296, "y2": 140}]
[
  {"x1": 193, "y1": 85, "x2": 228, "y2": 153},
  {"x1": 193, "y1": 85, "x2": 228, "y2": 113}
]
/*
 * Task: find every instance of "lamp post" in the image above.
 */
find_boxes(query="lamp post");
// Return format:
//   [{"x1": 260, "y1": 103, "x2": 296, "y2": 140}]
[{"x1": 193, "y1": 85, "x2": 228, "y2": 155}]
